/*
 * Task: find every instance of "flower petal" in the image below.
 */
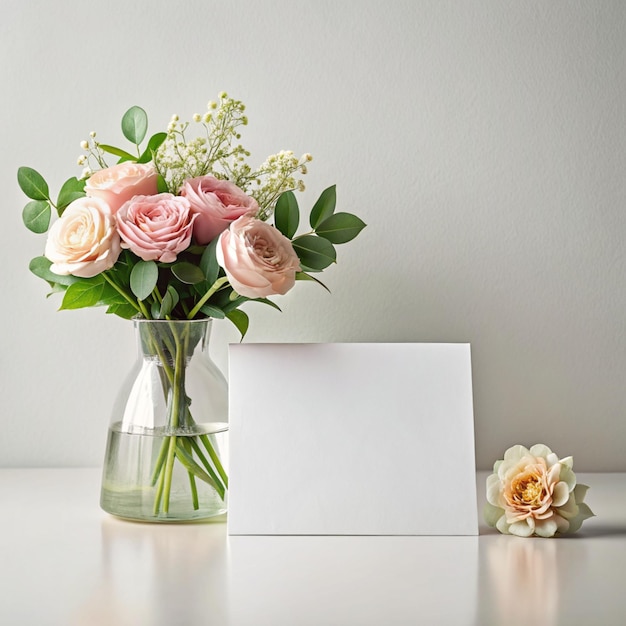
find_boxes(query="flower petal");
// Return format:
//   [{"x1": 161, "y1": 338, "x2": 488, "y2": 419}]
[
  {"x1": 534, "y1": 518, "x2": 558, "y2": 538},
  {"x1": 509, "y1": 521, "x2": 534, "y2": 537},
  {"x1": 486, "y1": 474, "x2": 502, "y2": 506},
  {"x1": 559, "y1": 465, "x2": 577, "y2": 492},
  {"x1": 484, "y1": 503, "x2": 504, "y2": 528},
  {"x1": 566, "y1": 503, "x2": 595, "y2": 534},
  {"x1": 530, "y1": 443, "x2": 553, "y2": 458},
  {"x1": 573, "y1": 483, "x2": 589, "y2": 504},
  {"x1": 559, "y1": 455, "x2": 574, "y2": 469},
  {"x1": 557, "y1": 495, "x2": 579, "y2": 520},
  {"x1": 552, "y1": 481, "x2": 570, "y2": 507},
  {"x1": 496, "y1": 514, "x2": 511, "y2": 535},
  {"x1": 504, "y1": 445, "x2": 530, "y2": 462}
]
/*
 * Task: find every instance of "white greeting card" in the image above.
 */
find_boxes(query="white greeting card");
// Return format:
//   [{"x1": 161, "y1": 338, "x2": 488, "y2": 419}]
[{"x1": 228, "y1": 343, "x2": 477, "y2": 535}]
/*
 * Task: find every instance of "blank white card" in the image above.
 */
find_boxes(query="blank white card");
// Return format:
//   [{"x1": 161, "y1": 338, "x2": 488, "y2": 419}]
[{"x1": 228, "y1": 343, "x2": 478, "y2": 535}]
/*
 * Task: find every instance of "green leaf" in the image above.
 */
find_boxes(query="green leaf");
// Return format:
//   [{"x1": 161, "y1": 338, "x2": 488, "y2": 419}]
[
  {"x1": 292, "y1": 235, "x2": 336, "y2": 271},
  {"x1": 98, "y1": 144, "x2": 137, "y2": 161},
  {"x1": 29, "y1": 256, "x2": 80, "y2": 286},
  {"x1": 226, "y1": 309, "x2": 249, "y2": 341},
  {"x1": 17, "y1": 166, "x2": 49, "y2": 201},
  {"x1": 59, "y1": 279, "x2": 104, "y2": 310},
  {"x1": 295, "y1": 271, "x2": 331, "y2": 292},
  {"x1": 252, "y1": 297, "x2": 282, "y2": 312},
  {"x1": 22, "y1": 200, "x2": 51, "y2": 233},
  {"x1": 159, "y1": 285, "x2": 180, "y2": 318},
  {"x1": 200, "y1": 238, "x2": 220, "y2": 284},
  {"x1": 121, "y1": 105, "x2": 148, "y2": 145},
  {"x1": 106, "y1": 303, "x2": 139, "y2": 319},
  {"x1": 130, "y1": 260, "x2": 158, "y2": 300},
  {"x1": 172, "y1": 262, "x2": 205, "y2": 285},
  {"x1": 309, "y1": 185, "x2": 336, "y2": 229},
  {"x1": 315, "y1": 212, "x2": 366, "y2": 244},
  {"x1": 157, "y1": 174, "x2": 168, "y2": 193},
  {"x1": 57, "y1": 177, "x2": 86, "y2": 214},
  {"x1": 274, "y1": 191, "x2": 299, "y2": 238},
  {"x1": 199, "y1": 304, "x2": 226, "y2": 319},
  {"x1": 138, "y1": 132, "x2": 167, "y2": 164}
]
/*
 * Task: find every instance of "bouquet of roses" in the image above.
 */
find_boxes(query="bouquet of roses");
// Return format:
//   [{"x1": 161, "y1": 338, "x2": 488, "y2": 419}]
[{"x1": 18, "y1": 92, "x2": 365, "y2": 518}]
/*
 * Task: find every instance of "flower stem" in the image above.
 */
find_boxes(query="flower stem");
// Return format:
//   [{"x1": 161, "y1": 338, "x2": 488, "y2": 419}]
[{"x1": 187, "y1": 277, "x2": 229, "y2": 319}]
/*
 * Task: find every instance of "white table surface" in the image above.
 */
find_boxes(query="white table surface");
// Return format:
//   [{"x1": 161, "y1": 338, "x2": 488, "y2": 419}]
[{"x1": 1, "y1": 469, "x2": 625, "y2": 626}]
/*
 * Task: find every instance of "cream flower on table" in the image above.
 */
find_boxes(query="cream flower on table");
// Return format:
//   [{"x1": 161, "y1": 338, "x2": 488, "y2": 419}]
[{"x1": 484, "y1": 444, "x2": 594, "y2": 537}]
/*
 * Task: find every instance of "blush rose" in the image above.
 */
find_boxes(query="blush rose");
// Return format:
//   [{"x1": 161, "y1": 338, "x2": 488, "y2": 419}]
[
  {"x1": 84, "y1": 162, "x2": 158, "y2": 213},
  {"x1": 180, "y1": 175, "x2": 259, "y2": 244},
  {"x1": 116, "y1": 193, "x2": 196, "y2": 263},
  {"x1": 45, "y1": 197, "x2": 121, "y2": 278},
  {"x1": 216, "y1": 215, "x2": 301, "y2": 298},
  {"x1": 484, "y1": 444, "x2": 594, "y2": 537}
]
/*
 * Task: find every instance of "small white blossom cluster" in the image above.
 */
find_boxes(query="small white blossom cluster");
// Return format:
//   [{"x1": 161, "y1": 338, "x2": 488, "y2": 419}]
[
  {"x1": 76, "y1": 131, "x2": 103, "y2": 179},
  {"x1": 153, "y1": 92, "x2": 311, "y2": 219},
  {"x1": 252, "y1": 151, "x2": 313, "y2": 220},
  {"x1": 155, "y1": 93, "x2": 250, "y2": 194}
]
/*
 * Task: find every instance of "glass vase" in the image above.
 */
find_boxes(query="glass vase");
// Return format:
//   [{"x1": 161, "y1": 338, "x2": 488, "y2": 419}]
[{"x1": 100, "y1": 318, "x2": 228, "y2": 522}]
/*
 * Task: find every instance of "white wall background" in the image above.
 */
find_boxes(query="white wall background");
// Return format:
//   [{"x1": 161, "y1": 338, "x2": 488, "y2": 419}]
[{"x1": 2, "y1": 0, "x2": 625, "y2": 470}]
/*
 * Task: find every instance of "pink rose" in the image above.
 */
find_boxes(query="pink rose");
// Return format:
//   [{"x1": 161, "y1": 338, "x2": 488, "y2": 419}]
[
  {"x1": 216, "y1": 215, "x2": 301, "y2": 298},
  {"x1": 117, "y1": 193, "x2": 196, "y2": 263},
  {"x1": 85, "y1": 162, "x2": 158, "y2": 213},
  {"x1": 180, "y1": 175, "x2": 258, "y2": 244},
  {"x1": 45, "y1": 197, "x2": 121, "y2": 278}
]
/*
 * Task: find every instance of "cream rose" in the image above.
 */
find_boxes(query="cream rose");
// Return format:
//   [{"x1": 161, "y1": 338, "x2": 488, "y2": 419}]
[
  {"x1": 116, "y1": 193, "x2": 196, "y2": 263},
  {"x1": 180, "y1": 175, "x2": 259, "y2": 244},
  {"x1": 216, "y1": 215, "x2": 301, "y2": 298},
  {"x1": 84, "y1": 162, "x2": 158, "y2": 213},
  {"x1": 484, "y1": 444, "x2": 594, "y2": 537},
  {"x1": 45, "y1": 197, "x2": 121, "y2": 278}
]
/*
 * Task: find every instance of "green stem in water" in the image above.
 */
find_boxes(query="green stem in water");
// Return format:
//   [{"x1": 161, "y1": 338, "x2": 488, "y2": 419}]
[
  {"x1": 189, "y1": 437, "x2": 226, "y2": 499},
  {"x1": 200, "y1": 433, "x2": 229, "y2": 489}
]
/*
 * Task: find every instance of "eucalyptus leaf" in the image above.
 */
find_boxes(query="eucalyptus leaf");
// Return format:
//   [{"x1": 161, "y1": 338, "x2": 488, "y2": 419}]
[
  {"x1": 17, "y1": 166, "x2": 49, "y2": 201},
  {"x1": 122, "y1": 105, "x2": 148, "y2": 145},
  {"x1": 106, "y1": 303, "x2": 140, "y2": 319},
  {"x1": 59, "y1": 280, "x2": 104, "y2": 310},
  {"x1": 226, "y1": 309, "x2": 249, "y2": 341},
  {"x1": 199, "y1": 304, "x2": 226, "y2": 319},
  {"x1": 315, "y1": 212, "x2": 366, "y2": 244},
  {"x1": 274, "y1": 190, "x2": 299, "y2": 238},
  {"x1": 172, "y1": 262, "x2": 205, "y2": 285},
  {"x1": 157, "y1": 174, "x2": 169, "y2": 193},
  {"x1": 98, "y1": 144, "x2": 137, "y2": 161},
  {"x1": 159, "y1": 285, "x2": 180, "y2": 318},
  {"x1": 138, "y1": 132, "x2": 167, "y2": 164},
  {"x1": 22, "y1": 200, "x2": 51, "y2": 233},
  {"x1": 222, "y1": 295, "x2": 248, "y2": 313},
  {"x1": 29, "y1": 256, "x2": 80, "y2": 286},
  {"x1": 251, "y1": 297, "x2": 282, "y2": 312},
  {"x1": 130, "y1": 260, "x2": 158, "y2": 300},
  {"x1": 292, "y1": 235, "x2": 336, "y2": 271},
  {"x1": 98, "y1": 281, "x2": 130, "y2": 306},
  {"x1": 57, "y1": 177, "x2": 86, "y2": 213},
  {"x1": 309, "y1": 185, "x2": 336, "y2": 229},
  {"x1": 295, "y1": 271, "x2": 331, "y2": 292},
  {"x1": 200, "y1": 238, "x2": 220, "y2": 284}
]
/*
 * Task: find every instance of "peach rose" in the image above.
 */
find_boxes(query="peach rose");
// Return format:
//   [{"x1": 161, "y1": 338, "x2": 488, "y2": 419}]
[
  {"x1": 216, "y1": 215, "x2": 301, "y2": 298},
  {"x1": 45, "y1": 197, "x2": 121, "y2": 278},
  {"x1": 117, "y1": 193, "x2": 196, "y2": 263},
  {"x1": 180, "y1": 175, "x2": 258, "y2": 244},
  {"x1": 85, "y1": 162, "x2": 158, "y2": 213},
  {"x1": 485, "y1": 444, "x2": 594, "y2": 537}
]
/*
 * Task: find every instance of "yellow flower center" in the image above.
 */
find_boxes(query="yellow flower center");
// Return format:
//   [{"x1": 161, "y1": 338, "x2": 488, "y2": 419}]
[{"x1": 511, "y1": 473, "x2": 545, "y2": 507}]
